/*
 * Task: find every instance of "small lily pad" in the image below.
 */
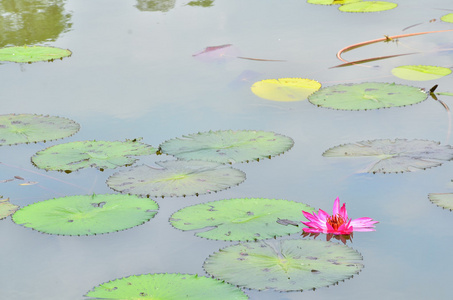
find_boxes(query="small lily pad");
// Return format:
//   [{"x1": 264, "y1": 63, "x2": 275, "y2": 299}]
[
  {"x1": 0, "y1": 197, "x2": 19, "y2": 220},
  {"x1": 31, "y1": 139, "x2": 156, "y2": 172},
  {"x1": 85, "y1": 273, "x2": 248, "y2": 299},
  {"x1": 308, "y1": 82, "x2": 427, "y2": 110},
  {"x1": 0, "y1": 114, "x2": 80, "y2": 146},
  {"x1": 339, "y1": 1, "x2": 397, "y2": 12},
  {"x1": 392, "y1": 65, "x2": 451, "y2": 81},
  {"x1": 251, "y1": 78, "x2": 321, "y2": 102},
  {"x1": 441, "y1": 13, "x2": 453, "y2": 23},
  {"x1": 203, "y1": 239, "x2": 363, "y2": 291},
  {"x1": 107, "y1": 160, "x2": 246, "y2": 198},
  {"x1": 428, "y1": 193, "x2": 453, "y2": 211},
  {"x1": 323, "y1": 139, "x2": 453, "y2": 173},
  {"x1": 12, "y1": 194, "x2": 158, "y2": 235},
  {"x1": 159, "y1": 130, "x2": 294, "y2": 164},
  {"x1": 0, "y1": 46, "x2": 72, "y2": 63},
  {"x1": 170, "y1": 198, "x2": 315, "y2": 241}
]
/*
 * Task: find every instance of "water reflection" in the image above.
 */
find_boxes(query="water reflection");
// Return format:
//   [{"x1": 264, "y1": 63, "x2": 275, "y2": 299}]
[
  {"x1": 301, "y1": 232, "x2": 354, "y2": 245},
  {"x1": 186, "y1": 0, "x2": 214, "y2": 7},
  {"x1": 0, "y1": 0, "x2": 72, "y2": 47},
  {"x1": 135, "y1": 0, "x2": 176, "y2": 12}
]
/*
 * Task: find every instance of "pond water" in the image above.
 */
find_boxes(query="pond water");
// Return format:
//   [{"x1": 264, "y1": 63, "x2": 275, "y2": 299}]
[{"x1": 1, "y1": 0, "x2": 453, "y2": 299}]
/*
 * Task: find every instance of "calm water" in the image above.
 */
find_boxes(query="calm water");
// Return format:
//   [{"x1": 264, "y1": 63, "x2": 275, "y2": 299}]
[{"x1": 1, "y1": 0, "x2": 453, "y2": 299}]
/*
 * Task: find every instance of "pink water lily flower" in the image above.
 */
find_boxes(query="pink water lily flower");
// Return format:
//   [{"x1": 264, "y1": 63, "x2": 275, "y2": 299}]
[{"x1": 301, "y1": 197, "x2": 378, "y2": 235}]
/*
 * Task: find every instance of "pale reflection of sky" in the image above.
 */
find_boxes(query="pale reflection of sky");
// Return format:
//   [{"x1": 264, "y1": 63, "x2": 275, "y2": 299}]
[{"x1": 1, "y1": 0, "x2": 453, "y2": 299}]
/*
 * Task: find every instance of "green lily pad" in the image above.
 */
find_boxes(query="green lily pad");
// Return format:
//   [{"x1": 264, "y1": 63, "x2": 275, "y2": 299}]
[
  {"x1": 441, "y1": 13, "x2": 453, "y2": 23},
  {"x1": 107, "y1": 160, "x2": 246, "y2": 198},
  {"x1": 339, "y1": 1, "x2": 397, "y2": 12},
  {"x1": 85, "y1": 273, "x2": 248, "y2": 299},
  {"x1": 428, "y1": 193, "x2": 453, "y2": 211},
  {"x1": 251, "y1": 78, "x2": 321, "y2": 102},
  {"x1": 0, "y1": 197, "x2": 19, "y2": 220},
  {"x1": 392, "y1": 65, "x2": 452, "y2": 81},
  {"x1": 308, "y1": 82, "x2": 427, "y2": 110},
  {"x1": 307, "y1": 0, "x2": 361, "y2": 5},
  {"x1": 323, "y1": 139, "x2": 453, "y2": 173},
  {"x1": 31, "y1": 139, "x2": 156, "y2": 172},
  {"x1": 0, "y1": 114, "x2": 80, "y2": 146},
  {"x1": 159, "y1": 130, "x2": 294, "y2": 164},
  {"x1": 203, "y1": 239, "x2": 363, "y2": 291},
  {"x1": 0, "y1": 46, "x2": 71, "y2": 63},
  {"x1": 170, "y1": 198, "x2": 315, "y2": 241},
  {"x1": 12, "y1": 194, "x2": 158, "y2": 236}
]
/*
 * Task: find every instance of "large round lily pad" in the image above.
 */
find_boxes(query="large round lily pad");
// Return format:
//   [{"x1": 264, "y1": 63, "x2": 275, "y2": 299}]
[
  {"x1": 251, "y1": 78, "x2": 321, "y2": 102},
  {"x1": 107, "y1": 160, "x2": 246, "y2": 198},
  {"x1": 170, "y1": 198, "x2": 315, "y2": 241},
  {"x1": 159, "y1": 130, "x2": 294, "y2": 164},
  {"x1": 308, "y1": 82, "x2": 427, "y2": 110},
  {"x1": 0, "y1": 46, "x2": 72, "y2": 63},
  {"x1": 428, "y1": 193, "x2": 453, "y2": 211},
  {"x1": 323, "y1": 139, "x2": 453, "y2": 173},
  {"x1": 0, "y1": 197, "x2": 19, "y2": 220},
  {"x1": 392, "y1": 65, "x2": 451, "y2": 81},
  {"x1": 339, "y1": 1, "x2": 397, "y2": 12},
  {"x1": 12, "y1": 194, "x2": 158, "y2": 235},
  {"x1": 85, "y1": 273, "x2": 248, "y2": 299},
  {"x1": 31, "y1": 139, "x2": 156, "y2": 172},
  {"x1": 0, "y1": 114, "x2": 80, "y2": 146},
  {"x1": 203, "y1": 239, "x2": 363, "y2": 291}
]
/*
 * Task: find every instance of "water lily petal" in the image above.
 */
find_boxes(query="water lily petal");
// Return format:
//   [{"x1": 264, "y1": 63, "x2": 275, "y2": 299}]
[
  {"x1": 339, "y1": 203, "x2": 348, "y2": 220},
  {"x1": 317, "y1": 209, "x2": 329, "y2": 222},
  {"x1": 332, "y1": 197, "x2": 340, "y2": 215}
]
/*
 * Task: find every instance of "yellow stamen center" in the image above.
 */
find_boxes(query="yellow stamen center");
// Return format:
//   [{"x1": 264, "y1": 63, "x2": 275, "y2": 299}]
[{"x1": 327, "y1": 214, "x2": 346, "y2": 231}]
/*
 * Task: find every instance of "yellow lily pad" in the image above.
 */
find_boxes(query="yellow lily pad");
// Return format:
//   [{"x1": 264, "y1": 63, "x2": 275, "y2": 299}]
[
  {"x1": 251, "y1": 78, "x2": 321, "y2": 102},
  {"x1": 391, "y1": 65, "x2": 451, "y2": 81}
]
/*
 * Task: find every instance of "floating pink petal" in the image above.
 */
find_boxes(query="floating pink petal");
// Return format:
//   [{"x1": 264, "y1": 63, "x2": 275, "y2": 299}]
[{"x1": 301, "y1": 197, "x2": 378, "y2": 235}]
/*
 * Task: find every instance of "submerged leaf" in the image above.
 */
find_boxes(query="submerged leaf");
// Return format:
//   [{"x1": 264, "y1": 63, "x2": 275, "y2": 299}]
[
  {"x1": 339, "y1": 1, "x2": 397, "y2": 12},
  {"x1": 170, "y1": 198, "x2": 314, "y2": 241},
  {"x1": 32, "y1": 139, "x2": 156, "y2": 172},
  {"x1": 85, "y1": 273, "x2": 248, "y2": 299},
  {"x1": 192, "y1": 44, "x2": 239, "y2": 62},
  {"x1": 0, "y1": 197, "x2": 19, "y2": 219},
  {"x1": 428, "y1": 193, "x2": 453, "y2": 211},
  {"x1": 0, "y1": 46, "x2": 71, "y2": 63},
  {"x1": 107, "y1": 160, "x2": 246, "y2": 198},
  {"x1": 159, "y1": 130, "x2": 294, "y2": 164},
  {"x1": 0, "y1": 114, "x2": 80, "y2": 146},
  {"x1": 308, "y1": 82, "x2": 427, "y2": 110},
  {"x1": 251, "y1": 78, "x2": 321, "y2": 102},
  {"x1": 203, "y1": 239, "x2": 363, "y2": 291},
  {"x1": 392, "y1": 65, "x2": 451, "y2": 81},
  {"x1": 12, "y1": 194, "x2": 158, "y2": 235},
  {"x1": 323, "y1": 139, "x2": 453, "y2": 173}
]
